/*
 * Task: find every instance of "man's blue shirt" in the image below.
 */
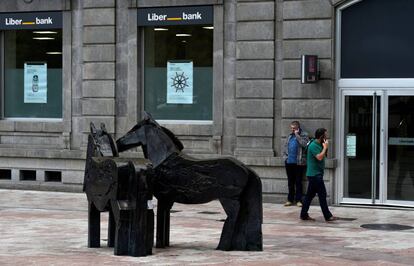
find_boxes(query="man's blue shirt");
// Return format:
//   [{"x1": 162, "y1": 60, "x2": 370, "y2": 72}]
[{"x1": 287, "y1": 134, "x2": 299, "y2": 164}]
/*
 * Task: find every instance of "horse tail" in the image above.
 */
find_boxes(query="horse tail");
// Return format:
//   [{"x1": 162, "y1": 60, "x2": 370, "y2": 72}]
[{"x1": 232, "y1": 168, "x2": 263, "y2": 251}]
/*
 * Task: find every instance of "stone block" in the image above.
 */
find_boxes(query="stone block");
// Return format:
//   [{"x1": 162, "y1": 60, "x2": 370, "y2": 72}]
[
  {"x1": 83, "y1": 62, "x2": 115, "y2": 80},
  {"x1": 236, "y1": 137, "x2": 273, "y2": 150},
  {"x1": 42, "y1": 122, "x2": 64, "y2": 132},
  {"x1": 0, "y1": 121, "x2": 14, "y2": 131},
  {"x1": 283, "y1": 0, "x2": 332, "y2": 19},
  {"x1": 282, "y1": 99, "x2": 332, "y2": 119},
  {"x1": 36, "y1": 170, "x2": 46, "y2": 182},
  {"x1": 237, "y1": 60, "x2": 274, "y2": 79},
  {"x1": 237, "y1": 41, "x2": 274, "y2": 60},
  {"x1": 81, "y1": 98, "x2": 115, "y2": 116},
  {"x1": 11, "y1": 169, "x2": 19, "y2": 181},
  {"x1": 282, "y1": 80, "x2": 333, "y2": 99},
  {"x1": 261, "y1": 178, "x2": 289, "y2": 194},
  {"x1": 80, "y1": 117, "x2": 115, "y2": 133},
  {"x1": 237, "y1": 2, "x2": 275, "y2": 21},
  {"x1": 83, "y1": 26, "x2": 115, "y2": 44},
  {"x1": 283, "y1": 40, "x2": 332, "y2": 59},
  {"x1": 83, "y1": 0, "x2": 115, "y2": 8},
  {"x1": 283, "y1": 20, "x2": 331, "y2": 39},
  {"x1": 236, "y1": 99, "x2": 273, "y2": 118},
  {"x1": 82, "y1": 80, "x2": 115, "y2": 97},
  {"x1": 237, "y1": 21, "x2": 274, "y2": 40},
  {"x1": 15, "y1": 122, "x2": 43, "y2": 132},
  {"x1": 83, "y1": 8, "x2": 115, "y2": 26},
  {"x1": 250, "y1": 166, "x2": 287, "y2": 179},
  {"x1": 236, "y1": 80, "x2": 274, "y2": 98},
  {"x1": 83, "y1": 44, "x2": 115, "y2": 62},
  {"x1": 236, "y1": 119, "x2": 273, "y2": 137},
  {"x1": 62, "y1": 170, "x2": 84, "y2": 184}
]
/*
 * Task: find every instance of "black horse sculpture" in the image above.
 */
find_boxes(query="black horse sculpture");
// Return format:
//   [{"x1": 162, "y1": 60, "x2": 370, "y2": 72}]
[
  {"x1": 116, "y1": 113, "x2": 263, "y2": 251},
  {"x1": 84, "y1": 122, "x2": 154, "y2": 256}
]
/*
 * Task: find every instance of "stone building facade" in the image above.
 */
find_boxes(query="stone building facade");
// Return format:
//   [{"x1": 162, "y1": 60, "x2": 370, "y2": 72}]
[{"x1": 0, "y1": 0, "x2": 413, "y2": 208}]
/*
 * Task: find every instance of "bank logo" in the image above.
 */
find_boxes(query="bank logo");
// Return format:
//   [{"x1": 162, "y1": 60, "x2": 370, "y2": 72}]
[
  {"x1": 171, "y1": 72, "x2": 189, "y2": 92},
  {"x1": 147, "y1": 12, "x2": 202, "y2": 22},
  {"x1": 5, "y1": 17, "x2": 53, "y2": 26}
]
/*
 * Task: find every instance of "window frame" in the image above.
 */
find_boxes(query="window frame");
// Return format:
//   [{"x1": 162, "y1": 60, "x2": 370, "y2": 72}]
[{"x1": 0, "y1": 10, "x2": 71, "y2": 134}]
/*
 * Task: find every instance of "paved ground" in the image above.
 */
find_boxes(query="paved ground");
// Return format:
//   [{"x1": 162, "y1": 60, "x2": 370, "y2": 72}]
[{"x1": 0, "y1": 189, "x2": 413, "y2": 265}]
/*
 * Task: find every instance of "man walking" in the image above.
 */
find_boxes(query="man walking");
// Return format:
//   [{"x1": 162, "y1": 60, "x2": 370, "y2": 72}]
[
  {"x1": 283, "y1": 121, "x2": 309, "y2": 207},
  {"x1": 300, "y1": 128, "x2": 337, "y2": 221}
]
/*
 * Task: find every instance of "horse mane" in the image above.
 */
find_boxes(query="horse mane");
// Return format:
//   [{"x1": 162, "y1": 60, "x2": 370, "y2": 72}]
[{"x1": 161, "y1": 126, "x2": 184, "y2": 151}]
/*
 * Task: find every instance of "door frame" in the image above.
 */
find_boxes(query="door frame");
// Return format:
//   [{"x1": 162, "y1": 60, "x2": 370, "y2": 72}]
[
  {"x1": 336, "y1": 88, "x2": 414, "y2": 207},
  {"x1": 337, "y1": 89, "x2": 386, "y2": 205}
]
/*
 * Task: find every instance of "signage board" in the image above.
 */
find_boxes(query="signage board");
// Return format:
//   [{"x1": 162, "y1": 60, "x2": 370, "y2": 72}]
[
  {"x1": 24, "y1": 62, "x2": 47, "y2": 103},
  {"x1": 0, "y1": 11, "x2": 62, "y2": 30},
  {"x1": 346, "y1": 134, "x2": 356, "y2": 157},
  {"x1": 301, "y1": 55, "x2": 319, "y2": 84},
  {"x1": 138, "y1": 6, "x2": 213, "y2": 26},
  {"x1": 167, "y1": 61, "x2": 193, "y2": 104},
  {"x1": 389, "y1": 137, "x2": 414, "y2": 146}
]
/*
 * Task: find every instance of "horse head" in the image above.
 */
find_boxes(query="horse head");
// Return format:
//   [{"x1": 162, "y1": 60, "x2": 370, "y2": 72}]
[
  {"x1": 116, "y1": 112, "x2": 184, "y2": 167},
  {"x1": 89, "y1": 122, "x2": 118, "y2": 157}
]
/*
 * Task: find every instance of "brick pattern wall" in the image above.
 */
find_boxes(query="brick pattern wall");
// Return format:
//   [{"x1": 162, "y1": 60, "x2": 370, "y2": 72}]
[
  {"x1": 234, "y1": 0, "x2": 275, "y2": 157},
  {"x1": 80, "y1": 0, "x2": 116, "y2": 144}
]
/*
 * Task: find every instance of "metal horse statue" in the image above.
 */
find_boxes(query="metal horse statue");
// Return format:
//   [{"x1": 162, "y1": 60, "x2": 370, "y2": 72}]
[
  {"x1": 116, "y1": 113, "x2": 263, "y2": 251},
  {"x1": 84, "y1": 122, "x2": 154, "y2": 257}
]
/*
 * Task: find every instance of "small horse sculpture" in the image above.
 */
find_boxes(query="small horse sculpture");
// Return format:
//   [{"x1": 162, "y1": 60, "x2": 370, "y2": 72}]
[
  {"x1": 84, "y1": 122, "x2": 154, "y2": 256},
  {"x1": 116, "y1": 113, "x2": 263, "y2": 251}
]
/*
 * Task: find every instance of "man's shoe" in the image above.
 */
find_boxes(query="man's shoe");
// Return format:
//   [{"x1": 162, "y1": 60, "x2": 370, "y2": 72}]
[
  {"x1": 296, "y1": 202, "x2": 303, "y2": 207},
  {"x1": 284, "y1": 201, "x2": 293, "y2": 206},
  {"x1": 326, "y1": 216, "x2": 338, "y2": 222},
  {"x1": 300, "y1": 216, "x2": 315, "y2": 221}
]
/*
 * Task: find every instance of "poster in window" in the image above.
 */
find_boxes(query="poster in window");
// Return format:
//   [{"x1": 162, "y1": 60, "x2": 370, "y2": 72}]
[
  {"x1": 346, "y1": 134, "x2": 356, "y2": 157},
  {"x1": 167, "y1": 61, "x2": 193, "y2": 104},
  {"x1": 24, "y1": 62, "x2": 47, "y2": 103}
]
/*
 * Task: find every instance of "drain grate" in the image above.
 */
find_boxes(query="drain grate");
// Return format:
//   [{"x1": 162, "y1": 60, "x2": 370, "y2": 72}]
[
  {"x1": 361, "y1": 223, "x2": 414, "y2": 231},
  {"x1": 198, "y1": 211, "x2": 221, "y2": 215}
]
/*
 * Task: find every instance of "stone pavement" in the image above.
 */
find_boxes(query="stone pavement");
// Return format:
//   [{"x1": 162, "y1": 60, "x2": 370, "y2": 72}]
[{"x1": 0, "y1": 189, "x2": 413, "y2": 266}]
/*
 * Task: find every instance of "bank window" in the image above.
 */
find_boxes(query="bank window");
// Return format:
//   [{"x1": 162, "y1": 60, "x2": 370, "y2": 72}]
[
  {"x1": 143, "y1": 24, "x2": 213, "y2": 121},
  {"x1": 2, "y1": 12, "x2": 62, "y2": 119}
]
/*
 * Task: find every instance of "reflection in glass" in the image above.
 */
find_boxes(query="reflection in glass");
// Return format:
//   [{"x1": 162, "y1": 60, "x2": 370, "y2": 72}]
[
  {"x1": 4, "y1": 29, "x2": 62, "y2": 118},
  {"x1": 388, "y1": 96, "x2": 414, "y2": 201},
  {"x1": 144, "y1": 25, "x2": 213, "y2": 120},
  {"x1": 344, "y1": 96, "x2": 380, "y2": 199}
]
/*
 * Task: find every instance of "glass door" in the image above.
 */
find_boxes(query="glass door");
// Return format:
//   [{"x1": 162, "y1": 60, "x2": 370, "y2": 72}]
[
  {"x1": 386, "y1": 94, "x2": 414, "y2": 205},
  {"x1": 341, "y1": 91, "x2": 383, "y2": 204},
  {"x1": 340, "y1": 90, "x2": 414, "y2": 206}
]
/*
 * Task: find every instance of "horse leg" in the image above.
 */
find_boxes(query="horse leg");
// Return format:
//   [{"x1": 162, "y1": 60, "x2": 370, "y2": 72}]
[
  {"x1": 107, "y1": 209, "x2": 115, "y2": 248},
  {"x1": 217, "y1": 198, "x2": 240, "y2": 251},
  {"x1": 88, "y1": 201, "x2": 100, "y2": 248},
  {"x1": 232, "y1": 173, "x2": 263, "y2": 251},
  {"x1": 156, "y1": 200, "x2": 174, "y2": 248}
]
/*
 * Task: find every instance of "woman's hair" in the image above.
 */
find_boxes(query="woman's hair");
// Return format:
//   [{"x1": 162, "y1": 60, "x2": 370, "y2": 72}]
[{"x1": 314, "y1": 128, "x2": 327, "y2": 140}]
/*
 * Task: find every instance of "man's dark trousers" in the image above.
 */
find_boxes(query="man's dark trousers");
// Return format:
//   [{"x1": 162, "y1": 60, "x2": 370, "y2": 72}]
[
  {"x1": 285, "y1": 163, "x2": 304, "y2": 203},
  {"x1": 300, "y1": 174, "x2": 332, "y2": 220}
]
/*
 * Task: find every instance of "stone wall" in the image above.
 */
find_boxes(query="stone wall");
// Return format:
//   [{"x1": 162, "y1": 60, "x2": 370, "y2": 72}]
[{"x1": 0, "y1": 0, "x2": 340, "y2": 204}]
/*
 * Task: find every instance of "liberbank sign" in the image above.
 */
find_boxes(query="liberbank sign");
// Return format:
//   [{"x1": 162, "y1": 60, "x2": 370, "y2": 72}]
[
  {"x1": 0, "y1": 11, "x2": 62, "y2": 30},
  {"x1": 138, "y1": 6, "x2": 213, "y2": 26}
]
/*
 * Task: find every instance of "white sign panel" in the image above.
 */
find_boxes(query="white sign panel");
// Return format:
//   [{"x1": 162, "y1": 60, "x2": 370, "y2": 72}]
[
  {"x1": 389, "y1": 137, "x2": 414, "y2": 146},
  {"x1": 346, "y1": 134, "x2": 356, "y2": 157},
  {"x1": 167, "y1": 61, "x2": 193, "y2": 104},
  {"x1": 24, "y1": 62, "x2": 47, "y2": 103}
]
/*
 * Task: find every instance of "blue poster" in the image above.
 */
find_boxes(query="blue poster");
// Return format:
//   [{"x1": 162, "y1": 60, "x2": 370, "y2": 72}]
[
  {"x1": 167, "y1": 61, "x2": 193, "y2": 104},
  {"x1": 24, "y1": 62, "x2": 47, "y2": 103}
]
